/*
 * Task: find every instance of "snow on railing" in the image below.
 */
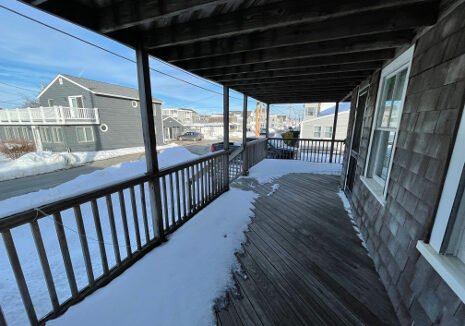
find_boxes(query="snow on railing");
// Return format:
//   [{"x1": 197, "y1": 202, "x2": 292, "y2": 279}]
[{"x1": 0, "y1": 106, "x2": 100, "y2": 125}]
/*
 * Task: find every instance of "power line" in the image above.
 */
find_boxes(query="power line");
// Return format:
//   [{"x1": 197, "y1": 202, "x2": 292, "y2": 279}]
[
  {"x1": 0, "y1": 4, "x2": 243, "y2": 101},
  {"x1": 0, "y1": 81, "x2": 37, "y2": 93}
]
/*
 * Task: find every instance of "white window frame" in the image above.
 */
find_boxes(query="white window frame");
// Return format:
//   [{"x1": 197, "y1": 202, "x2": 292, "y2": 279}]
[
  {"x1": 362, "y1": 45, "x2": 415, "y2": 203},
  {"x1": 51, "y1": 127, "x2": 64, "y2": 143},
  {"x1": 417, "y1": 104, "x2": 465, "y2": 303},
  {"x1": 313, "y1": 126, "x2": 321, "y2": 138},
  {"x1": 41, "y1": 127, "x2": 51, "y2": 143},
  {"x1": 76, "y1": 126, "x2": 94, "y2": 143},
  {"x1": 68, "y1": 95, "x2": 84, "y2": 108},
  {"x1": 48, "y1": 99, "x2": 55, "y2": 107},
  {"x1": 324, "y1": 126, "x2": 333, "y2": 138}
]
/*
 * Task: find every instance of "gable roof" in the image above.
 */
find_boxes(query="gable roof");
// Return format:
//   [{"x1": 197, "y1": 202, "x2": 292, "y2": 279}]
[
  {"x1": 38, "y1": 74, "x2": 162, "y2": 103},
  {"x1": 163, "y1": 116, "x2": 184, "y2": 126},
  {"x1": 318, "y1": 102, "x2": 351, "y2": 116}
]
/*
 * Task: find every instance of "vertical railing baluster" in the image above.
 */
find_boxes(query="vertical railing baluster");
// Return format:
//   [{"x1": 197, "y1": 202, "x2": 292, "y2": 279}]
[
  {"x1": 212, "y1": 157, "x2": 217, "y2": 196},
  {"x1": 200, "y1": 162, "x2": 205, "y2": 205},
  {"x1": 182, "y1": 168, "x2": 187, "y2": 220},
  {"x1": 175, "y1": 171, "x2": 181, "y2": 224},
  {"x1": 30, "y1": 220, "x2": 60, "y2": 312},
  {"x1": 169, "y1": 173, "x2": 175, "y2": 227},
  {"x1": 139, "y1": 184, "x2": 150, "y2": 243},
  {"x1": 90, "y1": 199, "x2": 109, "y2": 275},
  {"x1": 129, "y1": 187, "x2": 142, "y2": 250},
  {"x1": 105, "y1": 195, "x2": 121, "y2": 265},
  {"x1": 196, "y1": 163, "x2": 201, "y2": 206},
  {"x1": 161, "y1": 176, "x2": 169, "y2": 229},
  {"x1": 187, "y1": 166, "x2": 192, "y2": 216},
  {"x1": 117, "y1": 191, "x2": 132, "y2": 258},
  {"x1": 2, "y1": 230, "x2": 38, "y2": 325},
  {"x1": 207, "y1": 159, "x2": 212, "y2": 200},
  {"x1": 53, "y1": 212, "x2": 79, "y2": 298},
  {"x1": 74, "y1": 205, "x2": 95, "y2": 286}
]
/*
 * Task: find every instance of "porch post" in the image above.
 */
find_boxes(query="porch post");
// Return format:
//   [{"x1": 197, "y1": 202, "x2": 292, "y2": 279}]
[
  {"x1": 0, "y1": 305, "x2": 6, "y2": 326},
  {"x1": 242, "y1": 95, "x2": 249, "y2": 175},
  {"x1": 329, "y1": 101, "x2": 340, "y2": 163},
  {"x1": 223, "y1": 86, "x2": 230, "y2": 190},
  {"x1": 265, "y1": 103, "x2": 270, "y2": 138},
  {"x1": 135, "y1": 46, "x2": 165, "y2": 242}
]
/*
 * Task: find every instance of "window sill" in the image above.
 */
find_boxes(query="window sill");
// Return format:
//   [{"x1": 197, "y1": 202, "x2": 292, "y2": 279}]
[
  {"x1": 360, "y1": 176, "x2": 386, "y2": 206},
  {"x1": 417, "y1": 241, "x2": 465, "y2": 303}
]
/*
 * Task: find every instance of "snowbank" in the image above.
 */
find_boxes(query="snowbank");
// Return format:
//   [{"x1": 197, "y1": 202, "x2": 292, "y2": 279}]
[
  {"x1": 246, "y1": 159, "x2": 342, "y2": 184},
  {"x1": 47, "y1": 188, "x2": 257, "y2": 326},
  {"x1": 0, "y1": 146, "x2": 197, "y2": 218},
  {"x1": 0, "y1": 145, "x2": 175, "y2": 182}
]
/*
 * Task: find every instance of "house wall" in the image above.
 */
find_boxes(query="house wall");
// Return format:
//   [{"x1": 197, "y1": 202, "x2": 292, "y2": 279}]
[
  {"x1": 36, "y1": 78, "x2": 164, "y2": 151},
  {"x1": 345, "y1": 2, "x2": 465, "y2": 325},
  {"x1": 300, "y1": 111, "x2": 349, "y2": 140}
]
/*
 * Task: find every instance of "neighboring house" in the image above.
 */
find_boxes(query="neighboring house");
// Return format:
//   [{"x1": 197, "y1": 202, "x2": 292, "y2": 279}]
[
  {"x1": 162, "y1": 108, "x2": 199, "y2": 125},
  {"x1": 300, "y1": 103, "x2": 351, "y2": 140},
  {"x1": 163, "y1": 116, "x2": 184, "y2": 141},
  {"x1": 303, "y1": 103, "x2": 321, "y2": 120},
  {"x1": 0, "y1": 74, "x2": 164, "y2": 152},
  {"x1": 340, "y1": 4, "x2": 465, "y2": 324}
]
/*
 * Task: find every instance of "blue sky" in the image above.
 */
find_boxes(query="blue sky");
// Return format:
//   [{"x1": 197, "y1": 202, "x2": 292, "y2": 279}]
[{"x1": 0, "y1": 0, "x2": 331, "y2": 117}]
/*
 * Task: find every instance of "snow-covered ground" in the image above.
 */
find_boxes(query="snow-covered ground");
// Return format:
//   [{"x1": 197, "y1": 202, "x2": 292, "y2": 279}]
[
  {"x1": 246, "y1": 159, "x2": 342, "y2": 184},
  {"x1": 0, "y1": 145, "x2": 174, "y2": 182},
  {"x1": 1, "y1": 157, "x2": 343, "y2": 326}
]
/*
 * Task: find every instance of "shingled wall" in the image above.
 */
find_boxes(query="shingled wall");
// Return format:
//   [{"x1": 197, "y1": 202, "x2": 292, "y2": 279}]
[{"x1": 346, "y1": 2, "x2": 465, "y2": 324}]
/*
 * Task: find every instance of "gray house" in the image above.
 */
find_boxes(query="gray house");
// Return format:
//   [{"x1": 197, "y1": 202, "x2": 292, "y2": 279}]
[
  {"x1": 0, "y1": 74, "x2": 164, "y2": 152},
  {"x1": 162, "y1": 116, "x2": 184, "y2": 141}
]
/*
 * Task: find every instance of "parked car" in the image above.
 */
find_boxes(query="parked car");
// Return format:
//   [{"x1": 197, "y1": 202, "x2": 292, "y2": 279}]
[
  {"x1": 211, "y1": 138, "x2": 257, "y2": 153},
  {"x1": 260, "y1": 128, "x2": 267, "y2": 136},
  {"x1": 267, "y1": 141, "x2": 296, "y2": 159},
  {"x1": 177, "y1": 131, "x2": 203, "y2": 141}
]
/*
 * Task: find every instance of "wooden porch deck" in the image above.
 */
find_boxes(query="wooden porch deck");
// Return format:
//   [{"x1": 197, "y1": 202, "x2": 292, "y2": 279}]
[{"x1": 216, "y1": 173, "x2": 398, "y2": 325}]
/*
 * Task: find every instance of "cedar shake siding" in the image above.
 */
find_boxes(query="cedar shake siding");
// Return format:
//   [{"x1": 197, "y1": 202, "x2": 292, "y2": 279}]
[{"x1": 344, "y1": 2, "x2": 465, "y2": 325}]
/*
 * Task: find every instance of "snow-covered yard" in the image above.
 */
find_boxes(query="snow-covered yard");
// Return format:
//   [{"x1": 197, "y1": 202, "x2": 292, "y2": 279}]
[
  {"x1": 0, "y1": 145, "x2": 174, "y2": 182},
  {"x1": 0, "y1": 157, "x2": 343, "y2": 326}
]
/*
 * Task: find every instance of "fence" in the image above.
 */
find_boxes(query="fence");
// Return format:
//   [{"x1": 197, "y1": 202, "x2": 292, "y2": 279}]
[
  {"x1": 267, "y1": 138, "x2": 345, "y2": 164},
  {"x1": 0, "y1": 150, "x2": 228, "y2": 325},
  {"x1": 0, "y1": 107, "x2": 100, "y2": 125},
  {"x1": 229, "y1": 138, "x2": 268, "y2": 182}
]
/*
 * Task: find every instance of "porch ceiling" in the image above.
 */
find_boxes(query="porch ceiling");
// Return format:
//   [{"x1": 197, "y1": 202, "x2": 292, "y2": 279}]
[{"x1": 22, "y1": 0, "x2": 440, "y2": 103}]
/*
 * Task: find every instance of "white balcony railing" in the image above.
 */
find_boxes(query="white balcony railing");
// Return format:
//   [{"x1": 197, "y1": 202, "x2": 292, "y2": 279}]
[{"x1": 0, "y1": 106, "x2": 100, "y2": 125}]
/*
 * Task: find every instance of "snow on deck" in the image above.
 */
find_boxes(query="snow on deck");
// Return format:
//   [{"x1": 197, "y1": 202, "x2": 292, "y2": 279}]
[{"x1": 48, "y1": 188, "x2": 258, "y2": 326}]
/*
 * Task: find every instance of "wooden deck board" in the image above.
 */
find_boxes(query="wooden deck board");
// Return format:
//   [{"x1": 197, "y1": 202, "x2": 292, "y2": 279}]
[{"x1": 216, "y1": 173, "x2": 398, "y2": 325}]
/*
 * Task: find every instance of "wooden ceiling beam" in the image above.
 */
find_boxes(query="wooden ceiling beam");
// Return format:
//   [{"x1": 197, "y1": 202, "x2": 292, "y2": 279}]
[
  {"x1": 169, "y1": 31, "x2": 413, "y2": 71},
  {"x1": 224, "y1": 72, "x2": 372, "y2": 87},
  {"x1": 233, "y1": 78, "x2": 365, "y2": 90},
  {"x1": 149, "y1": 2, "x2": 436, "y2": 60},
  {"x1": 199, "y1": 50, "x2": 394, "y2": 78},
  {"x1": 142, "y1": 0, "x2": 435, "y2": 49},
  {"x1": 214, "y1": 62, "x2": 381, "y2": 83}
]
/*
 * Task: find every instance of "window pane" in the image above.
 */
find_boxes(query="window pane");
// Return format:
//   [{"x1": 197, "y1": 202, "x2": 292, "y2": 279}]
[
  {"x1": 77, "y1": 128, "x2": 85, "y2": 142},
  {"x1": 378, "y1": 75, "x2": 396, "y2": 128},
  {"x1": 77, "y1": 97, "x2": 84, "y2": 108},
  {"x1": 389, "y1": 69, "x2": 408, "y2": 128},
  {"x1": 370, "y1": 130, "x2": 396, "y2": 181},
  {"x1": 85, "y1": 127, "x2": 93, "y2": 141}
]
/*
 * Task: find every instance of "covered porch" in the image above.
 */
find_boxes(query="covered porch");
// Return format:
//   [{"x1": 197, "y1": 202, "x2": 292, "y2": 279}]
[
  {"x1": 217, "y1": 172, "x2": 397, "y2": 325},
  {"x1": 0, "y1": 0, "x2": 446, "y2": 325}
]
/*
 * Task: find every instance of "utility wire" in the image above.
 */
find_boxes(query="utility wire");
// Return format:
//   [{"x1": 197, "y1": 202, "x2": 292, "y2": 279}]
[
  {"x1": 0, "y1": 4, "x2": 243, "y2": 101},
  {"x1": 0, "y1": 81, "x2": 37, "y2": 93}
]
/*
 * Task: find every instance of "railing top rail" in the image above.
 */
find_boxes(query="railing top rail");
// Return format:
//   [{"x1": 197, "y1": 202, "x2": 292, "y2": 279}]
[
  {"x1": 229, "y1": 147, "x2": 243, "y2": 161},
  {"x1": 267, "y1": 137, "x2": 345, "y2": 142},
  {"x1": 245, "y1": 137, "x2": 267, "y2": 147},
  {"x1": 0, "y1": 149, "x2": 227, "y2": 231}
]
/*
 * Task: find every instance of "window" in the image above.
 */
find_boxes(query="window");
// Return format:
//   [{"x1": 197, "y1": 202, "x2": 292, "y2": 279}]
[
  {"x1": 40, "y1": 127, "x2": 52, "y2": 142},
  {"x1": 22, "y1": 127, "x2": 32, "y2": 141},
  {"x1": 4, "y1": 127, "x2": 13, "y2": 139},
  {"x1": 131, "y1": 100, "x2": 138, "y2": 108},
  {"x1": 313, "y1": 126, "x2": 321, "y2": 138},
  {"x1": 76, "y1": 127, "x2": 94, "y2": 142},
  {"x1": 324, "y1": 126, "x2": 333, "y2": 138},
  {"x1": 51, "y1": 127, "x2": 63, "y2": 143},
  {"x1": 48, "y1": 99, "x2": 55, "y2": 107},
  {"x1": 364, "y1": 46, "x2": 414, "y2": 200},
  {"x1": 68, "y1": 96, "x2": 84, "y2": 108},
  {"x1": 417, "y1": 104, "x2": 465, "y2": 303}
]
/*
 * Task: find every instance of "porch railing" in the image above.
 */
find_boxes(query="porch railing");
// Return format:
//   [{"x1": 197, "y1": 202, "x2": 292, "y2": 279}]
[
  {"x1": 267, "y1": 138, "x2": 345, "y2": 164},
  {"x1": 229, "y1": 138, "x2": 268, "y2": 182},
  {"x1": 0, "y1": 150, "x2": 228, "y2": 325},
  {"x1": 0, "y1": 107, "x2": 100, "y2": 125}
]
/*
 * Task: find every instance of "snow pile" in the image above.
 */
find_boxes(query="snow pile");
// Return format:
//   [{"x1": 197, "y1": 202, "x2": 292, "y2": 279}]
[
  {"x1": 337, "y1": 191, "x2": 369, "y2": 252},
  {"x1": 46, "y1": 188, "x2": 257, "y2": 326},
  {"x1": 247, "y1": 159, "x2": 342, "y2": 184},
  {"x1": 0, "y1": 145, "x2": 175, "y2": 181},
  {"x1": 0, "y1": 146, "x2": 197, "y2": 218},
  {"x1": 266, "y1": 184, "x2": 280, "y2": 196}
]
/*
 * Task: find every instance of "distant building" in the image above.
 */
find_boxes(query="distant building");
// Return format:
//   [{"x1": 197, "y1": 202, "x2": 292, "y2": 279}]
[
  {"x1": 0, "y1": 74, "x2": 164, "y2": 152},
  {"x1": 303, "y1": 103, "x2": 321, "y2": 120},
  {"x1": 300, "y1": 103, "x2": 351, "y2": 140},
  {"x1": 162, "y1": 117, "x2": 184, "y2": 141},
  {"x1": 162, "y1": 108, "x2": 199, "y2": 126}
]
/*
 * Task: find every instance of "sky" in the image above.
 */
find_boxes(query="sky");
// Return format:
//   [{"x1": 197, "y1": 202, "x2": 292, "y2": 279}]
[{"x1": 0, "y1": 0, "x2": 335, "y2": 117}]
